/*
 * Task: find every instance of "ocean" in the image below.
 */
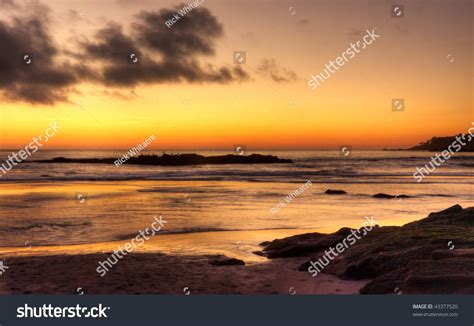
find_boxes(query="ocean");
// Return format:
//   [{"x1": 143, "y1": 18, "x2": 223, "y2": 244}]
[{"x1": 0, "y1": 150, "x2": 473, "y2": 257}]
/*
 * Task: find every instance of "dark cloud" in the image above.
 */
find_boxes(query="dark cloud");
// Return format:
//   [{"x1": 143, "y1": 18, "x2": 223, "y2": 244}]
[
  {"x1": 0, "y1": 2, "x2": 250, "y2": 105},
  {"x1": 256, "y1": 58, "x2": 298, "y2": 83},
  {"x1": 81, "y1": 5, "x2": 248, "y2": 87},
  {"x1": 82, "y1": 22, "x2": 138, "y2": 62},
  {"x1": 0, "y1": 6, "x2": 92, "y2": 104},
  {"x1": 134, "y1": 8, "x2": 223, "y2": 58}
]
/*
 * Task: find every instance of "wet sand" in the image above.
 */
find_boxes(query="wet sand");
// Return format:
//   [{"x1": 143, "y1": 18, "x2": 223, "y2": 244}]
[
  {"x1": 0, "y1": 229, "x2": 368, "y2": 294},
  {"x1": 0, "y1": 252, "x2": 368, "y2": 295}
]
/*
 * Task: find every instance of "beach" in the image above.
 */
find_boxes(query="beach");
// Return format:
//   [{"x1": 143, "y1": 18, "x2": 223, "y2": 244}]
[
  {"x1": 2, "y1": 204, "x2": 474, "y2": 295},
  {"x1": 0, "y1": 251, "x2": 368, "y2": 295},
  {"x1": 0, "y1": 228, "x2": 368, "y2": 294},
  {"x1": 0, "y1": 150, "x2": 473, "y2": 294},
  {"x1": 0, "y1": 227, "x2": 370, "y2": 295}
]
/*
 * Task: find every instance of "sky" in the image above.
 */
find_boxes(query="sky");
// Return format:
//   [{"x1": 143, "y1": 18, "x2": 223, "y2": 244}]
[{"x1": 0, "y1": 0, "x2": 472, "y2": 150}]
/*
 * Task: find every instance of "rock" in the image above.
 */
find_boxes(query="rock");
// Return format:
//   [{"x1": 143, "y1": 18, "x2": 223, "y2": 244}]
[
  {"x1": 431, "y1": 248, "x2": 474, "y2": 260},
  {"x1": 408, "y1": 134, "x2": 474, "y2": 152},
  {"x1": 298, "y1": 260, "x2": 313, "y2": 271},
  {"x1": 407, "y1": 204, "x2": 473, "y2": 226},
  {"x1": 373, "y1": 193, "x2": 394, "y2": 198},
  {"x1": 334, "y1": 227, "x2": 355, "y2": 236},
  {"x1": 260, "y1": 232, "x2": 346, "y2": 258},
  {"x1": 343, "y1": 244, "x2": 440, "y2": 279},
  {"x1": 402, "y1": 259, "x2": 474, "y2": 294},
  {"x1": 359, "y1": 268, "x2": 407, "y2": 294},
  {"x1": 208, "y1": 255, "x2": 245, "y2": 266},
  {"x1": 34, "y1": 153, "x2": 293, "y2": 166},
  {"x1": 363, "y1": 259, "x2": 474, "y2": 294},
  {"x1": 373, "y1": 193, "x2": 410, "y2": 199},
  {"x1": 429, "y1": 204, "x2": 463, "y2": 216},
  {"x1": 262, "y1": 204, "x2": 474, "y2": 294},
  {"x1": 325, "y1": 189, "x2": 347, "y2": 195}
]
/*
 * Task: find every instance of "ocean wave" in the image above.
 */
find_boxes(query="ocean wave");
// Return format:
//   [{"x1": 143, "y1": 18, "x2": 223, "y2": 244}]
[
  {"x1": 114, "y1": 226, "x2": 305, "y2": 240},
  {"x1": 137, "y1": 187, "x2": 241, "y2": 194},
  {"x1": 352, "y1": 193, "x2": 457, "y2": 198},
  {"x1": 1, "y1": 154, "x2": 474, "y2": 183},
  {"x1": 4, "y1": 221, "x2": 91, "y2": 232},
  {"x1": 1, "y1": 173, "x2": 474, "y2": 184}
]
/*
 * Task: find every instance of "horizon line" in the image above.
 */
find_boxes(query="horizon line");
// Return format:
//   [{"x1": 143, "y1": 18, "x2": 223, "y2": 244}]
[{"x1": 0, "y1": 148, "x2": 409, "y2": 152}]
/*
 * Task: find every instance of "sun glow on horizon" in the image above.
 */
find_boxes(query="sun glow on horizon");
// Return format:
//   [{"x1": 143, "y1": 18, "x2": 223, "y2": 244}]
[{"x1": 0, "y1": 0, "x2": 471, "y2": 150}]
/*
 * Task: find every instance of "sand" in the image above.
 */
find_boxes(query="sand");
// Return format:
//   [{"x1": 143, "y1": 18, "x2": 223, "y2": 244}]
[
  {"x1": 0, "y1": 228, "x2": 369, "y2": 294},
  {"x1": 0, "y1": 252, "x2": 367, "y2": 295}
]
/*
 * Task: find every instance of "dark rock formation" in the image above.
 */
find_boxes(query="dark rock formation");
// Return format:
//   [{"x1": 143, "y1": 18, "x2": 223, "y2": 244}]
[
  {"x1": 408, "y1": 134, "x2": 474, "y2": 152},
  {"x1": 325, "y1": 189, "x2": 347, "y2": 195},
  {"x1": 259, "y1": 205, "x2": 474, "y2": 294},
  {"x1": 373, "y1": 193, "x2": 411, "y2": 199},
  {"x1": 208, "y1": 255, "x2": 245, "y2": 266},
  {"x1": 33, "y1": 153, "x2": 293, "y2": 166}
]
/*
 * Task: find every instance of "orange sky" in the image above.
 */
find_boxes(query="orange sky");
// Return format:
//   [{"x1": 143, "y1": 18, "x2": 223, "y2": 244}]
[{"x1": 0, "y1": 0, "x2": 472, "y2": 150}]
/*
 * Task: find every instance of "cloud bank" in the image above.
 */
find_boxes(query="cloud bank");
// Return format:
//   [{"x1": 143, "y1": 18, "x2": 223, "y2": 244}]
[{"x1": 0, "y1": 2, "x2": 249, "y2": 105}]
